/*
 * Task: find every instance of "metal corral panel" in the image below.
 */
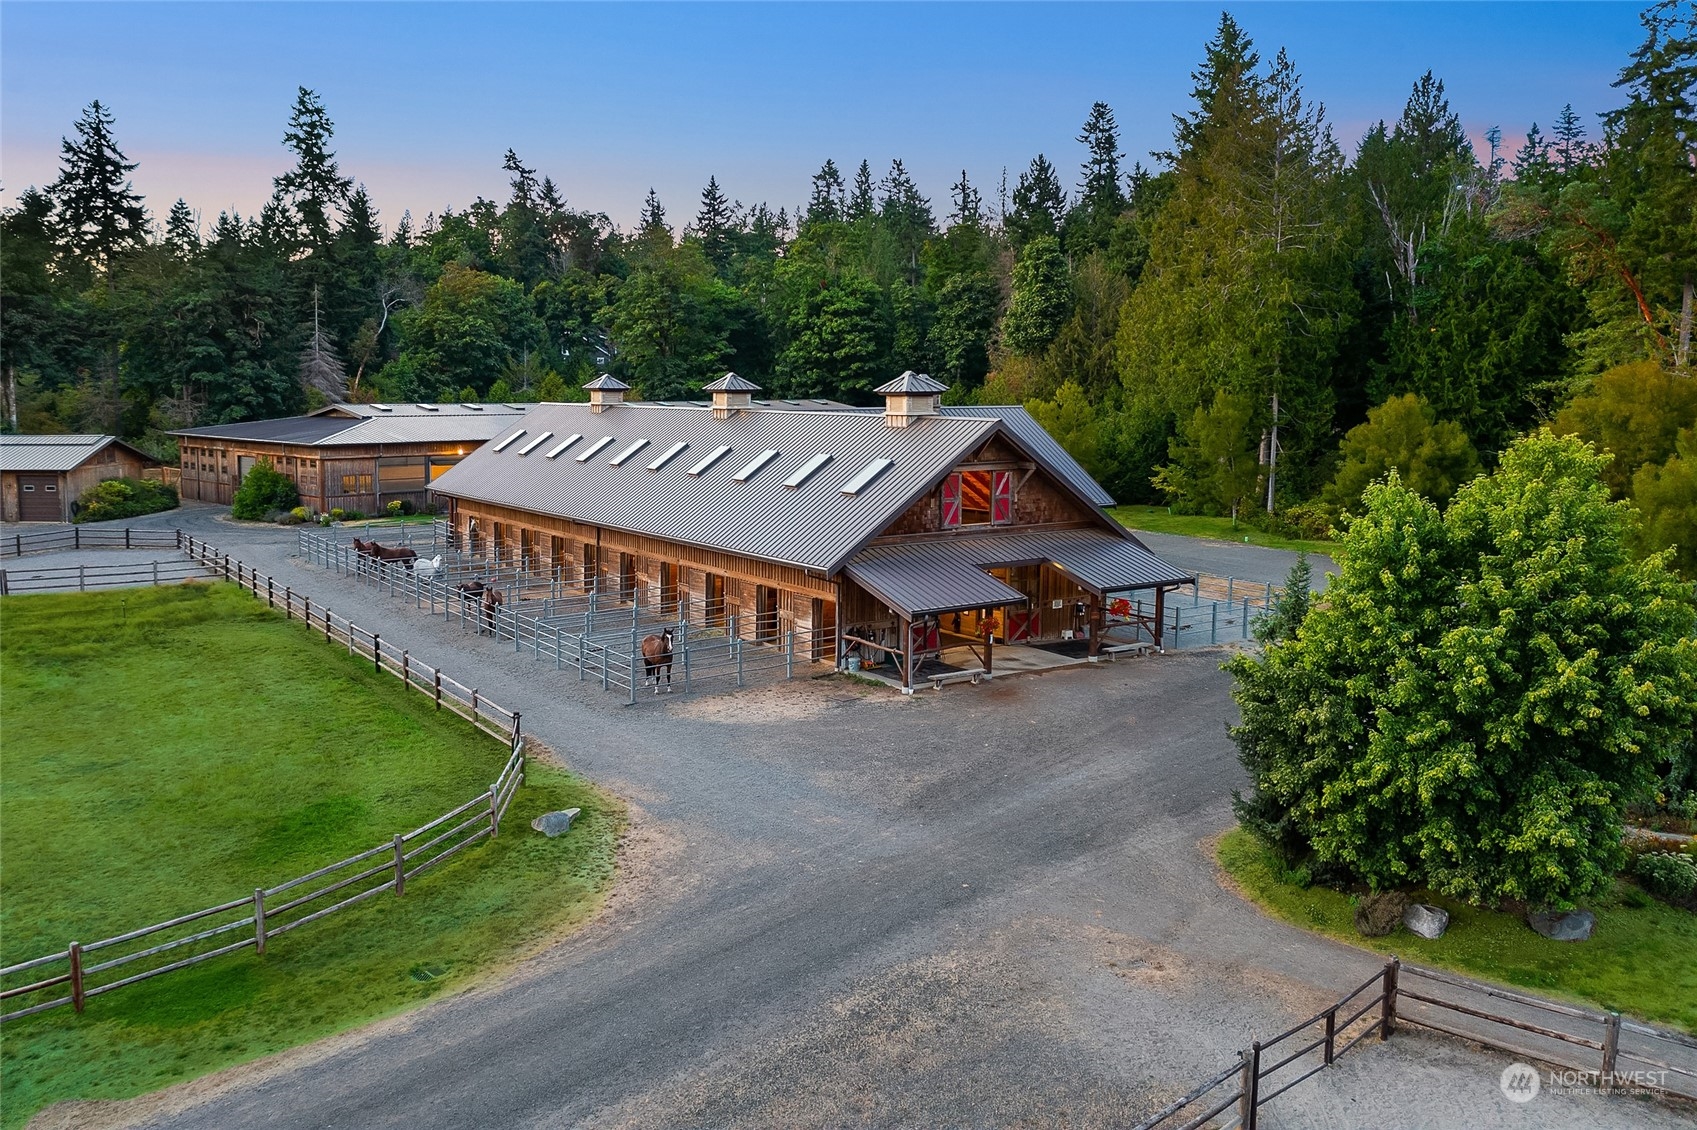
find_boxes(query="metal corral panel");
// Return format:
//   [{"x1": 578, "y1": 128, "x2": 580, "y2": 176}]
[
  {"x1": 846, "y1": 528, "x2": 1193, "y2": 616},
  {"x1": 431, "y1": 403, "x2": 999, "y2": 572}
]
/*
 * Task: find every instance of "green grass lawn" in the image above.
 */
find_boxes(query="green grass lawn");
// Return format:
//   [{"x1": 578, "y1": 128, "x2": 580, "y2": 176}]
[
  {"x1": 0, "y1": 583, "x2": 621, "y2": 1128},
  {"x1": 1216, "y1": 827, "x2": 1697, "y2": 1032},
  {"x1": 1109, "y1": 505, "x2": 1334, "y2": 555}
]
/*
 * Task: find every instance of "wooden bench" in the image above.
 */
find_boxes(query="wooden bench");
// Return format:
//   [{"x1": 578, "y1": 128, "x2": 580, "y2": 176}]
[
  {"x1": 929, "y1": 668, "x2": 986, "y2": 689},
  {"x1": 1099, "y1": 642, "x2": 1153, "y2": 662}
]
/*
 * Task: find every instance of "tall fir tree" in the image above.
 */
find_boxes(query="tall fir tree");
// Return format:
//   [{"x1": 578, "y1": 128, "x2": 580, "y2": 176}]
[
  {"x1": 273, "y1": 87, "x2": 353, "y2": 251},
  {"x1": 1007, "y1": 154, "x2": 1066, "y2": 249},
  {"x1": 1065, "y1": 102, "x2": 1127, "y2": 253},
  {"x1": 695, "y1": 175, "x2": 735, "y2": 273},
  {"x1": 47, "y1": 99, "x2": 148, "y2": 282},
  {"x1": 807, "y1": 159, "x2": 845, "y2": 224}
]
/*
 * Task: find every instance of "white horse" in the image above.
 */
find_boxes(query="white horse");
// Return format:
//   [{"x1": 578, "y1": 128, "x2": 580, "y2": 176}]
[{"x1": 414, "y1": 555, "x2": 444, "y2": 580}]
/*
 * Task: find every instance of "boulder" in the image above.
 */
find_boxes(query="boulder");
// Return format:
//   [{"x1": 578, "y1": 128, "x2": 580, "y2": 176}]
[
  {"x1": 1403, "y1": 903, "x2": 1450, "y2": 940},
  {"x1": 1528, "y1": 909, "x2": 1595, "y2": 942},
  {"x1": 1353, "y1": 890, "x2": 1411, "y2": 937},
  {"x1": 531, "y1": 808, "x2": 581, "y2": 838}
]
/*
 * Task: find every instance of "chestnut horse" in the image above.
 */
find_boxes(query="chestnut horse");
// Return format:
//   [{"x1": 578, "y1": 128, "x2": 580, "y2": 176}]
[{"x1": 640, "y1": 628, "x2": 674, "y2": 694}]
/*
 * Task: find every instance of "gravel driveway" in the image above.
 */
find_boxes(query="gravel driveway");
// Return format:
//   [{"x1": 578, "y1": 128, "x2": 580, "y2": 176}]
[{"x1": 11, "y1": 507, "x2": 1681, "y2": 1130}]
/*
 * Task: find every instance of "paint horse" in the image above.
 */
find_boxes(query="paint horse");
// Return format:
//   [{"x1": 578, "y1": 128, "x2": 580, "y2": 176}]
[{"x1": 640, "y1": 627, "x2": 675, "y2": 694}]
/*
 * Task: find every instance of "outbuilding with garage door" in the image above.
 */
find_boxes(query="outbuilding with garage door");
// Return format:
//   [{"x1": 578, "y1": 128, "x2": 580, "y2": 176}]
[{"x1": 0, "y1": 435, "x2": 163, "y2": 523}]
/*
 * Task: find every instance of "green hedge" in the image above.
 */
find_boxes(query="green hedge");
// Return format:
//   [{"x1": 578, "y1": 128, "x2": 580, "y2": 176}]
[
  {"x1": 72, "y1": 478, "x2": 178, "y2": 523},
  {"x1": 231, "y1": 460, "x2": 299, "y2": 520}
]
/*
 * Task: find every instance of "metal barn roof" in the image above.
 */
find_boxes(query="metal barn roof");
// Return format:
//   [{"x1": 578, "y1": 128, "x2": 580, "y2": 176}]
[
  {"x1": 171, "y1": 403, "x2": 528, "y2": 448},
  {"x1": 431, "y1": 402, "x2": 1004, "y2": 572},
  {"x1": 0, "y1": 434, "x2": 153, "y2": 473},
  {"x1": 844, "y1": 529, "x2": 1195, "y2": 617}
]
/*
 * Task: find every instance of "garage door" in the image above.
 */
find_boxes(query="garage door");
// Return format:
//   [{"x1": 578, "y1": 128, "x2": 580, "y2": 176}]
[{"x1": 18, "y1": 474, "x2": 62, "y2": 521}]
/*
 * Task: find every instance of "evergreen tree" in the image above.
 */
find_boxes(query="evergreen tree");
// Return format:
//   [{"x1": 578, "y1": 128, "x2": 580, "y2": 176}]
[
  {"x1": 1551, "y1": 102, "x2": 1591, "y2": 174},
  {"x1": 807, "y1": 159, "x2": 845, "y2": 224},
  {"x1": 1007, "y1": 154, "x2": 1066, "y2": 249},
  {"x1": 1000, "y1": 235, "x2": 1071, "y2": 355},
  {"x1": 848, "y1": 160, "x2": 877, "y2": 222},
  {"x1": 1065, "y1": 102, "x2": 1127, "y2": 253},
  {"x1": 273, "y1": 87, "x2": 353, "y2": 250},
  {"x1": 638, "y1": 188, "x2": 671, "y2": 242},
  {"x1": 164, "y1": 199, "x2": 200, "y2": 260},
  {"x1": 298, "y1": 286, "x2": 350, "y2": 401},
  {"x1": 695, "y1": 175, "x2": 735, "y2": 273},
  {"x1": 47, "y1": 99, "x2": 148, "y2": 280},
  {"x1": 948, "y1": 169, "x2": 983, "y2": 228}
]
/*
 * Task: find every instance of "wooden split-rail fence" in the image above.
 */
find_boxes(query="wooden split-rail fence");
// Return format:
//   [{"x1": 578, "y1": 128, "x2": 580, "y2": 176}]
[
  {"x1": 1133, "y1": 957, "x2": 1697, "y2": 1129},
  {"x1": 0, "y1": 532, "x2": 528, "y2": 1023}
]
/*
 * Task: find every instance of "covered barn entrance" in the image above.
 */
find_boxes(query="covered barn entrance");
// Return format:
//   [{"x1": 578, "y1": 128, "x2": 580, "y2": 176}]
[{"x1": 17, "y1": 474, "x2": 63, "y2": 522}]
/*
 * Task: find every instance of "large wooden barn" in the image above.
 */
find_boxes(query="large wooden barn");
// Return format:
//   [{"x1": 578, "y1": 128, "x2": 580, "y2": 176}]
[
  {"x1": 170, "y1": 402, "x2": 528, "y2": 515},
  {"x1": 430, "y1": 374, "x2": 1194, "y2": 690},
  {"x1": 0, "y1": 435, "x2": 161, "y2": 523}
]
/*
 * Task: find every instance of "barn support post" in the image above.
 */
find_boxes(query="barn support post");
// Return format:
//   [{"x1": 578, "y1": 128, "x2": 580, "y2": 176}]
[
  {"x1": 1153, "y1": 587, "x2": 1166, "y2": 652},
  {"x1": 900, "y1": 616, "x2": 914, "y2": 693},
  {"x1": 1087, "y1": 599, "x2": 1103, "y2": 658},
  {"x1": 69, "y1": 942, "x2": 84, "y2": 1013},
  {"x1": 254, "y1": 889, "x2": 268, "y2": 955}
]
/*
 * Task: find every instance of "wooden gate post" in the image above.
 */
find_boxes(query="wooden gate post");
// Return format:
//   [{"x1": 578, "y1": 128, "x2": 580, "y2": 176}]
[
  {"x1": 69, "y1": 942, "x2": 84, "y2": 1013},
  {"x1": 254, "y1": 889, "x2": 267, "y2": 955},
  {"x1": 1380, "y1": 958, "x2": 1400, "y2": 1040},
  {"x1": 1602, "y1": 1011, "x2": 1621, "y2": 1090},
  {"x1": 1236, "y1": 1046, "x2": 1254, "y2": 1129}
]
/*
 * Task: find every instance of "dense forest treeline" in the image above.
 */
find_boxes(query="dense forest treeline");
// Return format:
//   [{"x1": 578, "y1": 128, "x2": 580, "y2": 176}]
[{"x1": 3, "y1": 8, "x2": 1693, "y2": 570}]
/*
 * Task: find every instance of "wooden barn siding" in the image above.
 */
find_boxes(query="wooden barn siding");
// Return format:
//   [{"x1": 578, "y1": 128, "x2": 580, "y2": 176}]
[
  {"x1": 179, "y1": 441, "x2": 454, "y2": 513},
  {"x1": 875, "y1": 447, "x2": 1098, "y2": 539},
  {"x1": 451, "y1": 500, "x2": 836, "y2": 640}
]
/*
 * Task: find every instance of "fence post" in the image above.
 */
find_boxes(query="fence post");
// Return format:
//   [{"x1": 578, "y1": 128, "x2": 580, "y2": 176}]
[
  {"x1": 736, "y1": 636, "x2": 745, "y2": 687},
  {"x1": 325, "y1": 608, "x2": 333, "y2": 644},
  {"x1": 1246, "y1": 1041, "x2": 1262, "y2": 1129},
  {"x1": 348, "y1": 623, "x2": 356, "y2": 657},
  {"x1": 254, "y1": 889, "x2": 267, "y2": 955},
  {"x1": 125, "y1": 527, "x2": 132, "y2": 549},
  {"x1": 1227, "y1": 576, "x2": 1234, "y2": 603},
  {"x1": 373, "y1": 633, "x2": 381, "y2": 674},
  {"x1": 434, "y1": 669, "x2": 442, "y2": 710},
  {"x1": 79, "y1": 563, "x2": 86, "y2": 592},
  {"x1": 471, "y1": 689, "x2": 479, "y2": 726},
  {"x1": 393, "y1": 834, "x2": 407, "y2": 895},
  {"x1": 1236, "y1": 1047, "x2": 1254, "y2": 1130},
  {"x1": 284, "y1": 587, "x2": 292, "y2": 618},
  {"x1": 787, "y1": 629, "x2": 795, "y2": 678},
  {"x1": 75, "y1": 527, "x2": 81, "y2": 550},
  {"x1": 267, "y1": 576, "x2": 274, "y2": 607},
  {"x1": 1380, "y1": 958, "x2": 1400, "y2": 1040},
  {"x1": 1242, "y1": 597, "x2": 1251, "y2": 639},
  {"x1": 402, "y1": 651, "x2": 409, "y2": 687},
  {"x1": 682, "y1": 625, "x2": 692, "y2": 692},
  {"x1": 630, "y1": 626, "x2": 640, "y2": 704},
  {"x1": 69, "y1": 942, "x2": 84, "y2": 1013},
  {"x1": 1, "y1": 569, "x2": 9, "y2": 597},
  {"x1": 1324, "y1": 1005, "x2": 1336, "y2": 1065},
  {"x1": 1211, "y1": 602, "x2": 1218, "y2": 645},
  {"x1": 1601, "y1": 1011, "x2": 1621, "y2": 1090},
  {"x1": 488, "y1": 786, "x2": 500, "y2": 838}
]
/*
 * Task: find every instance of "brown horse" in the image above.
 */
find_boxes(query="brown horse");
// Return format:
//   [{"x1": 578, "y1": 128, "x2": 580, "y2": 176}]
[
  {"x1": 368, "y1": 541, "x2": 417, "y2": 570},
  {"x1": 455, "y1": 580, "x2": 498, "y2": 633},
  {"x1": 481, "y1": 586, "x2": 504, "y2": 634},
  {"x1": 640, "y1": 628, "x2": 674, "y2": 694}
]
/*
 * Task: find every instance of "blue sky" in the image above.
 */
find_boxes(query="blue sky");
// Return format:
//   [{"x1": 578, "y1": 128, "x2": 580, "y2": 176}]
[{"x1": 1, "y1": 2, "x2": 1646, "y2": 234}]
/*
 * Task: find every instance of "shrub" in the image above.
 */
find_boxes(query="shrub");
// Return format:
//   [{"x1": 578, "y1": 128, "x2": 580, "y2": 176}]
[
  {"x1": 330, "y1": 508, "x2": 346, "y2": 520},
  {"x1": 231, "y1": 460, "x2": 299, "y2": 520},
  {"x1": 72, "y1": 478, "x2": 178, "y2": 523},
  {"x1": 387, "y1": 500, "x2": 404, "y2": 517},
  {"x1": 282, "y1": 506, "x2": 311, "y2": 525},
  {"x1": 1634, "y1": 851, "x2": 1697, "y2": 902}
]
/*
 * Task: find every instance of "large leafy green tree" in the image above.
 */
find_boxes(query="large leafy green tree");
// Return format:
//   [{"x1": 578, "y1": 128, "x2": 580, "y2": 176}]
[
  {"x1": 1000, "y1": 235, "x2": 1070, "y2": 356},
  {"x1": 1552, "y1": 359, "x2": 1697, "y2": 496},
  {"x1": 1231, "y1": 432, "x2": 1697, "y2": 908},
  {"x1": 1320, "y1": 393, "x2": 1480, "y2": 516},
  {"x1": 1154, "y1": 389, "x2": 1261, "y2": 519}
]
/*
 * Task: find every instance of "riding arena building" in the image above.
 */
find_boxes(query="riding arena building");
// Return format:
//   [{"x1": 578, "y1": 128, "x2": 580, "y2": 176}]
[{"x1": 428, "y1": 373, "x2": 1195, "y2": 691}]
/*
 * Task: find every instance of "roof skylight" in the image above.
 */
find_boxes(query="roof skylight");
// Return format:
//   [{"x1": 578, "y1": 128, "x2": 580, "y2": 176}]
[
  {"x1": 687, "y1": 445, "x2": 732, "y2": 475},
  {"x1": 647, "y1": 441, "x2": 688, "y2": 470},
  {"x1": 840, "y1": 458, "x2": 894, "y2": 495},
  {"x1": 575, "y1": 436, "x2": 616, "y2": 462},
  {"x1": 783, "y1": 453, "x2": 832, "y2": 488},
  {"x1": 492, "y1": 429, "x2": 526, "y2": 453},
  {"x1": 517, "y1": 431, "x2": 553, "y2": 456},
  {"x1": 608, "y1": 439, "x2": 650, "y2": 466},
  {"x1": 733, "y1": 450, "x2": 780, "y2": 482},
  {"x1": 545, "y1": 434, "x2": 582, "y2": 458}
]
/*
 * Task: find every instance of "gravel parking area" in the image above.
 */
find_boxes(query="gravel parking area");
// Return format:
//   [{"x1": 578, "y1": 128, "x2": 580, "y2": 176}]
[{"x1": 11, "y1": 507, "x2": 1681, "y2": 1130}]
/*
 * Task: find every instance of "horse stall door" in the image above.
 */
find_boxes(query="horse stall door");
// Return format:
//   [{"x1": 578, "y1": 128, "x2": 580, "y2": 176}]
[
  {"x1": 660, "y1": 562, "x2": 679, "y2": 616},
  {"x1": 755, "y1": 585, "x2": 779, "y2": 642},
  {"x1": 620, "y1": 553, "x2": 637, "y2": 603}
]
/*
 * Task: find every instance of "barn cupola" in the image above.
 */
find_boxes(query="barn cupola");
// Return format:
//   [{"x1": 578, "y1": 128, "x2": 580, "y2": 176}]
[
  {"x1": 583, "y1": 374, "x2": 630, "y2": 414},
  {"x1": 704, "y1": 372, "x2": 760, "y2": 419},
  {"x1": 875, "y1": 371, "x2": 948, "y2": 428}
]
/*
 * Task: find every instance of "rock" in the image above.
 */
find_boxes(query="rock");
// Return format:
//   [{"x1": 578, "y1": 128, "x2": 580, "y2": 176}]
[
  {"x1": 1353, "y1": 890, "x2": 1411, "y2": 937},
  {"x1": 1403, "y1": 903, "x2": 1450, "y2": 939},
  {"x1": 531, "y1": 808, "x2": 580, "y2": 837},
  {"x1": 1528, "y1": 909, "x2": 1595, "y2": 942}
]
